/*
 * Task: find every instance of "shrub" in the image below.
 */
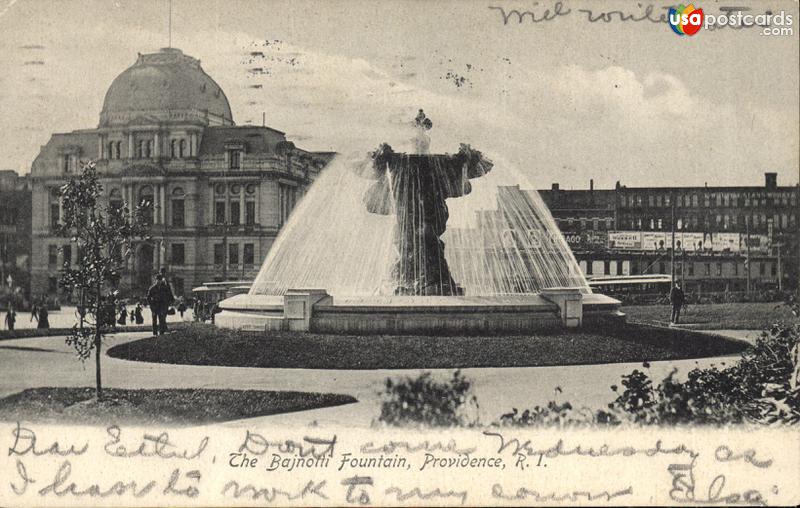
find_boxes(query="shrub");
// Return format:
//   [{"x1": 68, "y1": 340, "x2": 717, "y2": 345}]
[
  {"x1": 497, "y1": 387, "x2": 620, "y2": 428},
  {"x1": 377, "y1": 370, "x2": 478, "y2": 427},
  {"x1": 606, "y1": 321, "x2": 799, "y2": 425}
]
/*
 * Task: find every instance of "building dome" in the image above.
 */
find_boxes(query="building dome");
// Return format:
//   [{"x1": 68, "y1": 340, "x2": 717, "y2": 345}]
[{"x1": 100, "y1": 48, "x2": 233, "y2": 126}]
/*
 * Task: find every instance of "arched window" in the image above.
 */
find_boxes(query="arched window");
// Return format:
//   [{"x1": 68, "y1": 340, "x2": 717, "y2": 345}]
[
  {"x1": 109, "y1": 188, "x2": 123, "y2": 211},
  {"x1": 115, "y1": 141, "x2": 121, "y2": 159},
  {"x1": 107, "y1": 141, "x2": 115, "y2": 160},
  {"x1": 170, "y1": 139, "x2": 177, "y2": 158},
  {"x1": 146, "y1": 139, "x2": 154, "y2": 158},
  {"x1": 139, "y1": 185, "x2": 155, "y2": 224},
  {"x1": 179, "y1": 139, "x2": 187, "y2": 158}
]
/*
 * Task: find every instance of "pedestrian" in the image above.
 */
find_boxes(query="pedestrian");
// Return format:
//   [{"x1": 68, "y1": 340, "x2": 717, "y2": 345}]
[
  {"x1": 177, "y1": 299, "x2": 187, "y2": 319},
  {"x1": 30, "y1": 303, "x2": 38, "y2": 323},
  {"x1": 117, "y1": 304, "x2": 127, "y2": 326},
  {"x1": 669, "y1": 281, "x2": 685, "y2": 324},
  {"x1": 134, "y1": 303, "x2": 144, "y2": 325},
  {"x1": 193, "y1": 299, "x2": 201, "y2": 322},
  {"x1": 104, "y1": 298, "x2": 116, "y2": 328},
  {"x1": 4, "y1": 306, "x2": 16, "y2": 331},
  {"x1": 37, "y1": 306, "x2": 50, "y2": 329},
  {"x1": 147, "y1": 273, "x2": 175, "y2": 336}
]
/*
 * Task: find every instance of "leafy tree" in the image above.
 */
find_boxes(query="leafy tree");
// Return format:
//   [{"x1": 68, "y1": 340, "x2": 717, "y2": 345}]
[{"x1": 56, "y1": 162, "x2": 149, "y2": 400}]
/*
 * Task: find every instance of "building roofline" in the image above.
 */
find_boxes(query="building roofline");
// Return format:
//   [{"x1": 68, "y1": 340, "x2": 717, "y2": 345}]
[{"x1": 205, "y1": 125, "x2": 286, "y2": 136}]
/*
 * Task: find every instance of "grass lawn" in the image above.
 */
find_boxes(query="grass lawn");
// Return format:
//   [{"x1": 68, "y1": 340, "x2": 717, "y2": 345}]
[
  {"x1": 0, "y1": 387, "x2": 357, "y2": 426},
  {"x1": 107, "y1": 323, "x2": 747, "y2": 370},
  {"x1": 623, "y1": 302, "x2": 796, "y2": 329}
]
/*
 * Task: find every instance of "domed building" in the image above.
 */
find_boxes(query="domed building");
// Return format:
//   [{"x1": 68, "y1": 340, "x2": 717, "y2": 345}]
[{"x1": 29, "y1": 48, "x2": 332, "y2": 299}]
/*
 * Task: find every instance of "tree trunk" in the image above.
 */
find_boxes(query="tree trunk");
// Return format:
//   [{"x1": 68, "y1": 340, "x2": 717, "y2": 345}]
[
  {"x1": 95, "y1": 282, "x2": 103, "y2": 401},
  {"x1": 95, "y1": 327, "x2": 102, "y2": 400}
]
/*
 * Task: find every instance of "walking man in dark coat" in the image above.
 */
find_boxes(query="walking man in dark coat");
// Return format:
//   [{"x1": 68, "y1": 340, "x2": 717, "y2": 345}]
[
  {"x1": 147, "y1": 273, "x2": 174, "y2": 336},
  {"x1": 669, "y1": 281, "x2": 685, "y2": 324}
]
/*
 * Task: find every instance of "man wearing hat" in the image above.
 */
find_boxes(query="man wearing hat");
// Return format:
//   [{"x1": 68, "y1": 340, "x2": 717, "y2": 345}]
[{"x1": 147, "y1": 269, "x2": 175, "y2": 336}]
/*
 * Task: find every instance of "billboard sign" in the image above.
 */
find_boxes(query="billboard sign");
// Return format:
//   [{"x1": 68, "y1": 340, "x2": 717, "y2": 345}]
[
  {"x1": 740, "y1": 234, "x2": 771, "y2": 254},
  {"x1": 642, "y1": 232, "x2": 667, "y2": 251},
  {"x1": 608, "y1": 231, "x2": 641, "y2": 250}
]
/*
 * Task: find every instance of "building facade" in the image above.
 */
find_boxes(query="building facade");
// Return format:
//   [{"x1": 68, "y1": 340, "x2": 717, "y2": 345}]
[
  {"x1": 539, "y1": 173, "x2": 799, "y2": 296},
  {"x1": 29, "y1": 48, "x2": 332, "y2": 299},
  {"x1": 0, "y1": 170, "x2": 32, "y2": 307}
]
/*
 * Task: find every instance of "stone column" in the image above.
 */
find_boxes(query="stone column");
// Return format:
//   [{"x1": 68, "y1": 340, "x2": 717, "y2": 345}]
[
  {"x1": 190, "y1": 133, "x2": 197, "y2": 156},
  {"x1": 128, "y1": 132, "x2": 134, "y2": 158},
  {"x1": 239, "y1": 188, "x2": 246, "y2": 225},
  {"x1": 209, "y1": 184, "x2": 215, "y2": 225},
  {"x1": 154, "y1": 132, "x2": 160, "y2": 158},
  {"x1": 98, "y1": 135, "x2": 104, "y2": 159},
  {"x1": 254, "y1": 183, "x2": 260, "y2": 225},
  {"x1": 160, "y1": 184, "x2": 166, "y2": 224}
]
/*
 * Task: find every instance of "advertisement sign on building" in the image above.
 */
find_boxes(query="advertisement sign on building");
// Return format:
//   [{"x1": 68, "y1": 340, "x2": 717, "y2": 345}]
[
  {"x1": 677, "y1": 232, "x2": 704, "y2": 252},
  {"x1": 608, "y1": 231, "x2": 641, "y2": 250},
  {"x1": 740, "y1": 234, "x2": 771, "y2": 254},
  {"x1": 608, "y1": 231, "x2": 753, "y2": 252},
  {"x1": 559, "y1": 231, "x2": 608, "y2": 251},
  {"x1": 711, "y1": 232, "x2": 740, "y2": 252},
  {"x1": 642, "y1": 232, "x2": 667, "y2": 251}
]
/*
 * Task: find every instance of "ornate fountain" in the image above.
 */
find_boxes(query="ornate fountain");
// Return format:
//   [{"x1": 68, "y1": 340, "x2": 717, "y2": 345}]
[
  {"x1": 358, "y1": 141, "x2": 493, "y2": 295},
  {"x1": 216, "y1": 109, "x2": 622, "y2": 334}
]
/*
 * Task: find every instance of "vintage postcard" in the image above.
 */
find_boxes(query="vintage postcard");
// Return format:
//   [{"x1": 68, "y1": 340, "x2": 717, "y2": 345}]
[{"x1": 0, "y1": 0, "x2": 798, "y2": 506}]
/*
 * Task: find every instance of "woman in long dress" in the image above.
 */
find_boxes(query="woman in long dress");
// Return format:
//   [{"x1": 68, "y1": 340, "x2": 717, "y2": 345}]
[{"x1": 37, "y1": 306, "x2": 50, "y2": 329}]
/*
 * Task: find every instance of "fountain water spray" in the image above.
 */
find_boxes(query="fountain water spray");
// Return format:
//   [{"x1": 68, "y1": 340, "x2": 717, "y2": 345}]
[{"x1": 249, "y1": 112, "x2": 589, "y2": 298}]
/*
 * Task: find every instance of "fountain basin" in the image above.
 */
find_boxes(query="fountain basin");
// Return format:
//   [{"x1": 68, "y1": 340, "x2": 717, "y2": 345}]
[{"x1": 216, "y1": 290, "x2": 623, "y2": 335}]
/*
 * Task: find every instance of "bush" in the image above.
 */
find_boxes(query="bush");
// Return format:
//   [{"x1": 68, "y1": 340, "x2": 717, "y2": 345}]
[
  {"x1": 377, "y1": 370, "x2": 478, "y2": 427},
  {"x1": 497, "y1": 387, "x2": 620, "y2": 428},
  {"x1": 605, "y1": 321, "x2": 799, "y2": 425}
]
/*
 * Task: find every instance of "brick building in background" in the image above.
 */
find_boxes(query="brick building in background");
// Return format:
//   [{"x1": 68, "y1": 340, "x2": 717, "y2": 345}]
[
  {"x1": 0, "y1": 170, "x2": 32, "y2": 308},
  {"x1": 28, "y1": 48, "x2": 332, "y2": 300},
  {"x1": 539, "y1": 173, "x2": 799, "y2": 296}
]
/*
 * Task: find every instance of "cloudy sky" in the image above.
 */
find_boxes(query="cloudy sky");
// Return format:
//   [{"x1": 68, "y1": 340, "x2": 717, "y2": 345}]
[{"x1": 0, "y1": 0, "x2": 797, "y2": 189}]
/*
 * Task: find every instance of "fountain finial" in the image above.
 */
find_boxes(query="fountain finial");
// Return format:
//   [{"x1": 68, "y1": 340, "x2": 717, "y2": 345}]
[
  {"x1": 413, "y1": 109, "x2": 432, "y2": 154},
  {"x1": 415, "y1": 109, "x2": 433, "y2": 130}
]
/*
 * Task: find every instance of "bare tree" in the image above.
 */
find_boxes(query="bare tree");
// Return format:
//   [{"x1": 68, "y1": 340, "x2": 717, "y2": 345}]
[{"x1": 56, "y1": 162, "x2": 150, "y2": 400}]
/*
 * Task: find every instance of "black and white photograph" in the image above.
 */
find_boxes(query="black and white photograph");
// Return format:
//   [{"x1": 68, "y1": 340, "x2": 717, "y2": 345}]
[{"x1": 0, "y1": 0, "x2": 798, "y2": 505}]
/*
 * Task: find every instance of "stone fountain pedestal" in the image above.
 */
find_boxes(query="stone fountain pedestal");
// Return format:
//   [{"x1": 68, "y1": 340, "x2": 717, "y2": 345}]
[{"x1": 216, "y1": 288, "x2": 623, "y2": 334}]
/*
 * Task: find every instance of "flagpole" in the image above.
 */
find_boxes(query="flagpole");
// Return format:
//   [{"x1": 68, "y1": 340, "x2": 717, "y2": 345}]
[{"x1": 168, "y1": 0, "x2": 172, "y2": 48}]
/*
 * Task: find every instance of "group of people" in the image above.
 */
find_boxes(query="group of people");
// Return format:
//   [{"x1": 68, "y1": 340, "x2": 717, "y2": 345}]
[
  {"x1": 84, "y1": 268, "x2": 182, "y2": 337},
  {"x1": 3, "y1": 303, "x2": 50, "y2": 331},
  {"x1": 192, "y1": 298, "x2": 221, "y2": 324},
  {"x1": 2, "y1": 268, "x2": 187, "y2": 336},
  {"x1": 113, "y1": 302, "x2": 145, "y2": 326}
]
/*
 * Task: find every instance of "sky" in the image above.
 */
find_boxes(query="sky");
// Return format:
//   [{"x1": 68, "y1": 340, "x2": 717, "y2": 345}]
[{"x1": 0, "y1": 0, "x2": 798, "y2": 189}]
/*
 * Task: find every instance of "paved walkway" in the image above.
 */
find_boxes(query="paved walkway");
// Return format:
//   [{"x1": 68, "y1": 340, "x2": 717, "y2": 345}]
[
  {"x1": 0, "y1": 329, "x2": 752, "y2": 429},
  {"x1": 1, "y1": 305, "x2": 191, "y2": 331}
]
